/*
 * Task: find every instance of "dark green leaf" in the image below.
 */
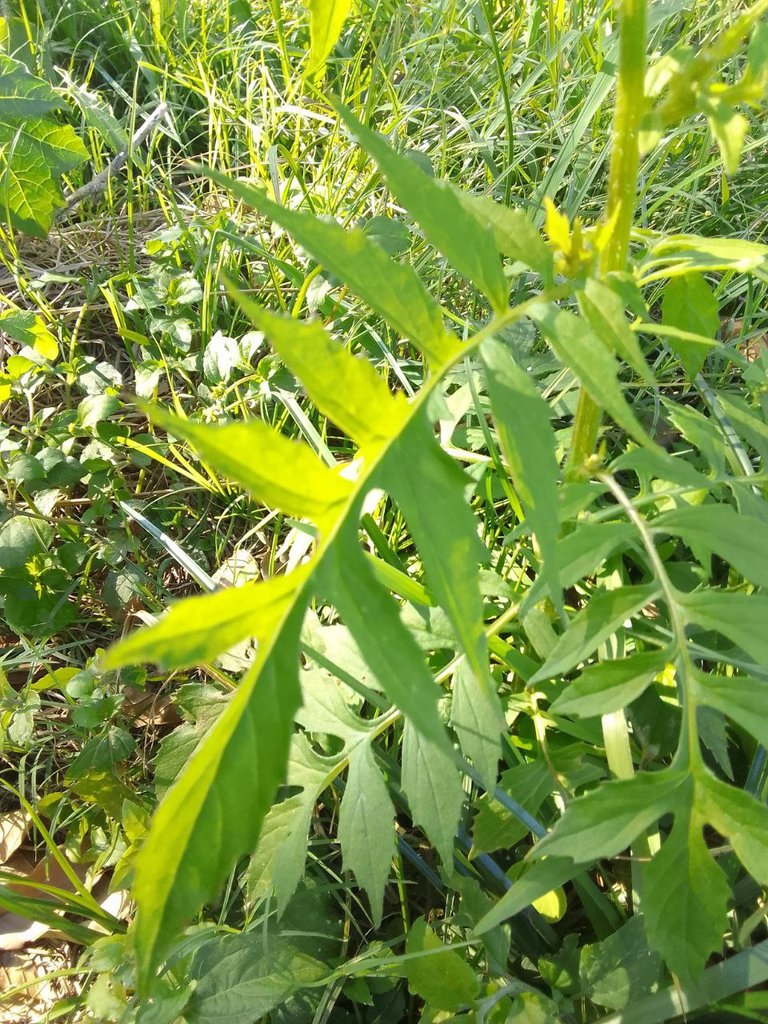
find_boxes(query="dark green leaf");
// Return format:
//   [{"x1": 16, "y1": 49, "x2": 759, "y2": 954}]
[
  {"x1": 530, "y1": 585, "x2": 661, "y2": 684},
  {"x1": 682, "y1": 590, "x2": 768, "y2": 666},
  {"x1": 401, "y1": 720, "x2": 463, "y2": 865},
  {"x1": 643, "y1": 807, "x2": 730, "y2": 982},
  {"x1": 338, "y1": 742, "x2": 395, "y2": 924},
  {"x1": 694, "y1": 671, "x2": 768, "y2": 751},
  {"x1": 579, "y1": 917, "x2": 662, "y2": 1010},
  {"x1": 698, "y1": 774, "x2": 768, "y2": 885}
]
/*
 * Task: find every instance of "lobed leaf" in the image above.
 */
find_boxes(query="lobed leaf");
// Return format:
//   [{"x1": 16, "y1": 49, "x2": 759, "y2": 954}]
[
  {"x1": 334, "y1": 100, "x2": 509, "y2": 313},
  {"x1": 200, "y1": 165, "x2": 457, "y2": 367}
]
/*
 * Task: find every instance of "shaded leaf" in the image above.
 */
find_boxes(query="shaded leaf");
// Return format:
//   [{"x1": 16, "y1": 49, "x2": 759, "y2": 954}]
[
  {"x1": 694, "y1": 671, "x2": 768, "y2": 752},
  {"x1": 338, "y1": 742, "x2": 395, "y2": 924},
  {"x1": 643, "y1": 807, "x2": 730, "y2": 982},
  {"x1": 401, "y1": 720, "x2": 463, "y2": 865},
  {"x1": 530, "y1": 585, "x2": 661, "y2": 684},
  {"x1": 682, "y1": 590, "x2": 768, "y2": 666},
  {"x1": 577, "y1": 278, "x2": 653, "y2": 383},
  {"x1": 654, "y1": 505, "x2": 768, "y2": 588},
  {"x1": 698, "y1": 774, "x2": 768, "y2": 885},
  {"x1": 482, "y1": 337, "x2": 561, "y2": 613},
  {"x1": 579, "y1": 917, "x2": 662, "y2": 1010}
]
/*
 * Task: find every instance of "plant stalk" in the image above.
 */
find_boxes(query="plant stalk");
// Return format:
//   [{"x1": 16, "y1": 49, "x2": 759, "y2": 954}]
[{"x1": 567, "y1": 0, "x2": 648, "y2": 474}]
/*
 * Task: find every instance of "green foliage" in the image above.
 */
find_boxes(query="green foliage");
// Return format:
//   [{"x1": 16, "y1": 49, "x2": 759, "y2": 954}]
[
  {"x1": 5, "y1": 0, "x2": 768, "y2": 1021},
  {"x1": 0, "y1": 55, "x2": 88, "y2": 236}
]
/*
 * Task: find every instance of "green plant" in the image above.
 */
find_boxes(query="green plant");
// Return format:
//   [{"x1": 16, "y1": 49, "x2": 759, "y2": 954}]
[{"x1": 80, "y1": 0, "x2": 768, "y2": 1016}]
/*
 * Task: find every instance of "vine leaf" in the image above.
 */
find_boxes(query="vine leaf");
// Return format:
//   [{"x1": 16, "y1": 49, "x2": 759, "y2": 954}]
[
  {"x1": 0, "y1": 55, "x2": 89, "y2": 236},
  {"x1": 334, "y1": 100, "x2": 509, "y2": 313},
  {"x1": 338, "y1": 742, "x2": 395, "y2": 924}
]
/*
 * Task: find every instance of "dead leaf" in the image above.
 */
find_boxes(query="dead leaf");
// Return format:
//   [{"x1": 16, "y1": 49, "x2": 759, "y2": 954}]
[
  {"x1": 0, "y1": 849, "x2": 90, "y2": 952},
  {"x1": 0, "y1": 813, "x2": 29, "y2": 866}
]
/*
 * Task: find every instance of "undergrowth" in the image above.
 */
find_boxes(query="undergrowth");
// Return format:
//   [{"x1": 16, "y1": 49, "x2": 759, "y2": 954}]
[{"x1": 1, "y1": 1, "x2": 768, "y2": 1022}]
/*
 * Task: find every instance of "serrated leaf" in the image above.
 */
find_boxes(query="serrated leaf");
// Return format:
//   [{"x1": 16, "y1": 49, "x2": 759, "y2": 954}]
[
  {"x1": 404, "y1": 917, "x2": 480, "y2": 1012},
  {"x1": 482, "y1": 337, "x2": 561, "y2": 613},
  {"x1": 101, "y1": 570, "x2": 307, "y2": 671},
  {"x1": 681, "y1": 590, "x2": 768, "y2": 666},
  {"x1": 131, "y1": 602, "x2": 307, "y2": 991},
  {"x1": 529, "y1": 304, "x2": 651, "y2": 446},
  {"x1": 0, "y1": 57, "x2": 89, "y2": 236},
  {"x1": 698, "y1": 774, "x2": 768, "y2": 885},
  {"x1": 577, "y1": 278, "x2": 653, "y2": 383},
  {"x1": 532, "y1": 771, "x2": 688, "y2": 864},
  {"x1": 146, "y1": 406, "x2": 352, "y2": 521},
  {"x1": 401, "y1": 720, "x2": 463, "y2": 865},
  {"x1": 306, "y1": 0, "x2": 353, "y2": 79},
  {"x1": 552, "y1": 649, "x2": 672, "y2": 718},
  {"x1": 450, "y1": 659, "x2": 503, "y2": 790},
  {"x1": 338, "y1": 742, "x2": 395, "y2": 924},
  {"x1": 694, "y1": 671, "x2": 768, "y2": 752},
  {"x1": 661, "y1": 274, "x2": 719, "y2": 379},
  {"x1": 530, "y1": 585, "x2": 661, "y2": 684},
  {"x1": 643, "y1": 807, "x2": 730, "y2": 981},
  {"x1": 200, "y1": 166, "x2": 457, "y2": 366},
  {"x1": 186, "y1": 932, "x2": 327, "y2": 1024},
  {"x1": 335, "y1": 101, "x2": 508, "y2": 313},
  {"x1": 226, "y1": 295, "x2": 409, "y2": 445},
  {"x1": 654, "y1": 505, "x2": 768, "y2": 588}
]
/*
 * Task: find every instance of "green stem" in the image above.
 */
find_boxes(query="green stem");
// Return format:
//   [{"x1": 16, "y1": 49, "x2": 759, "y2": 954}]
[{"x1": 567, "y1": 0, "x2": 648, "y2": 475}]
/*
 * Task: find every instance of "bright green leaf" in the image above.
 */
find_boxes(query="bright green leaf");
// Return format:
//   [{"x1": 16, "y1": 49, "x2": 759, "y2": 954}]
[
  {"x1": 199, "y1": 165, "x2": 457, "y2": 367},
  {"x1": 334, "y1": 100, "x2": 509, "y2": 313},
  {"x1": 661, "y1": 274, "x2": 719, "y2": 379},
  {"x1": 654, "y1": 505, "x2": 768, "y2": 588},
  {"x1": 306, "y1": 0, "x2": 353, "y2": 80},
  {"x1": 577, "y1": 278, "x2": 653, "y2": 383},
  {"x1": 404, "y1": 917, "x2": 480, "y2": 1012},
  {"x1": 529, "y1": 305, "x2": 651, "y2": 446}
]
